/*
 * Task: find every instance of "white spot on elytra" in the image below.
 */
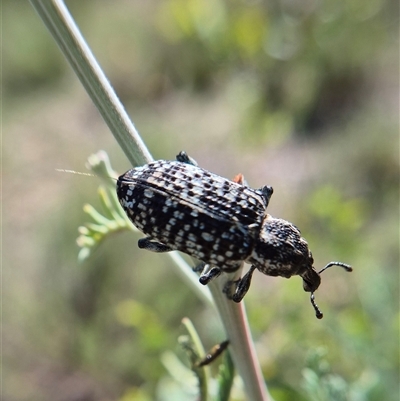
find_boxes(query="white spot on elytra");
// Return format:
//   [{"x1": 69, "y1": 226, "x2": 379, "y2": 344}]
[
  {"x1": 216, "y1": 188, "x2": 225, "y2": 197},
  {"x1": 144, "y1": 188, "x2": 154, "y2": 198},
  {"x1": 137, "y1": 203, "x2": 146, "y2": 210},
  {"x1": 123, "y1": 200, "x2": 134, "y2": 209},
  {"x1": 224, "y1": 192, "x2": 236, "y2": 202},
  {"x1": 173, "y1": 210, "x2": 184, "y2": 219},
  {"x1": 201, "y1": 232, "x2": 214, "y2": 242},
  {"x1": 192, "y1": 186, "x2": 204, "y2": 195}
]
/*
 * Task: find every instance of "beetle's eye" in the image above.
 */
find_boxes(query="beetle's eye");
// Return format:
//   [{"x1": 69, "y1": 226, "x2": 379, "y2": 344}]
[{"x1": 302, "y1": 278, "x2": 313, "y2": 292}]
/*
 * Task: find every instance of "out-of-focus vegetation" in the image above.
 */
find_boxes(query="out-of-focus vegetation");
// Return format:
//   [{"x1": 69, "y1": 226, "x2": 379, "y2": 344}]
[{"x1": 4, "y1": 0, "x2": 398, "y2": 400}]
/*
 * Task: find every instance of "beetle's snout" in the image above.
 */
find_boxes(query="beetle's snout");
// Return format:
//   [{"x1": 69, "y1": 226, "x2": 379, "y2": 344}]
[{"x1": 301, "y1": 268, "x2": 321, "y2": 293}]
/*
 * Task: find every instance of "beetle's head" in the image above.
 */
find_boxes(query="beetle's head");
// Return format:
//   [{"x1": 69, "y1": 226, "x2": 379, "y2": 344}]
[{"x1": 252, "y1": 215, "x2": 352, "y2": 319}]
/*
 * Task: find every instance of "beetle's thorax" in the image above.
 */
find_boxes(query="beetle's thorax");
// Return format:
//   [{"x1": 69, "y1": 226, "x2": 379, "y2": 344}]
[{"x1": 247, "y1": 214, "x2": 315, "y2": 280}]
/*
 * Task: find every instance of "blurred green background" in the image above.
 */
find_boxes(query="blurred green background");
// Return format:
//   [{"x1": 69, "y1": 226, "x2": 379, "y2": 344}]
[{"x1": 3, "y1": 0, "x2": 398, "y2": 400}]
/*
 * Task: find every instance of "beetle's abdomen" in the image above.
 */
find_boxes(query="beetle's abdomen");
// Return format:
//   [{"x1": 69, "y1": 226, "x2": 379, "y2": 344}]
[{"x1": 117, "y1": 160, "x2": 266, "y2": 268}]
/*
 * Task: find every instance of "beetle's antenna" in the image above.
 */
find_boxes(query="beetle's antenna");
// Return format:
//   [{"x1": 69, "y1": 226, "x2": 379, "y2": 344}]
[
  {"x1": 318, "y1": 261, "x2": 353, "y2": 275},
  {"x1": 311, "y1": 262, "x2": 352, "y2": 319},
  {"x1": 56, "y1": 169, "x2": 96, "y2": 177},
  {"x1": 56, "y1": 169, "x2": 117, "y2": 181},
  {"x1": 310, "y1": 293, "x2": 323, "y2": 319}
]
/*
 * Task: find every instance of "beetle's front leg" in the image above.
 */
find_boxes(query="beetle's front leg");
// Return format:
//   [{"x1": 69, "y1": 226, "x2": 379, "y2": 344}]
[
  {"x1": 176, "y1": 151, "x2": 198, "y2": 166},
  {"x1": 138, "y1": 237, "x2": 175, "y2": 253},
  {"x1": 258, "y1": 185, "x2": 274, "y2": 207},
  {"x1": 229, "y1": 265, "x2": 257, "y2": 302}
]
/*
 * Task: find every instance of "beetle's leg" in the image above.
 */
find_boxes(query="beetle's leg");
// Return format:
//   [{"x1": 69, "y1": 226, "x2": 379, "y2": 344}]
[
  {"x1": 199, "y1": 266, "x2": 222, "y2": 285},
  {"x1": 258, "y1": 185, "x2": 274, "y2": 207},
  {"x1": 193, "y1": 261, "x2": 211, "y2": 274},
  {"x1": 138, "y1": 237, "x2": 175, "y2": 253},
  {"x1": 230, "y1": 265, "x2": 257, "y2": 302},
  {"x1": 176, "y1": 151, "x2": 198, "y2": 166}
]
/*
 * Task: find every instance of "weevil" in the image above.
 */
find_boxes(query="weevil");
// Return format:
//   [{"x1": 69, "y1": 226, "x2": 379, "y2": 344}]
[
  {"x1": 117, "y1": 151, "x2": 352, "y2": 318},
  {"x1": 196, "y1": 340, "x2": 230, "y2": 367}
]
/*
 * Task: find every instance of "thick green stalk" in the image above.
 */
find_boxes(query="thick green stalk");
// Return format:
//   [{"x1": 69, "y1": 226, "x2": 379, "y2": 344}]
[{"x1": 29, "y1": 1, "x2": 272, "y2": 399}]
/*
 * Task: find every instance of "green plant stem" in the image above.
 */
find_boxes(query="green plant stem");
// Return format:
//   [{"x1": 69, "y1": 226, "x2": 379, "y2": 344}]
[
  {"x1": 30, "y1": 1, "x2": 272, "y2": 399},
  {"x1": 181, "y1": 317, "x2": 209, "y2": 401},
  {"x1": 209, "y1": 269, "x2": 273, "y2": 401},
  {"x1": 29, "y1": 0, "x2": 151, "y2": 167}
]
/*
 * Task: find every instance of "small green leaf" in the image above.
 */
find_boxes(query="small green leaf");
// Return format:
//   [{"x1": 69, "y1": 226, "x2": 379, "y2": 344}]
[
  {"x1": 76, "y1": 151, "x2": 137, "y2": 262},
  {"x1": 216, "y1": 350, "x2": 235, "y2": 401}
]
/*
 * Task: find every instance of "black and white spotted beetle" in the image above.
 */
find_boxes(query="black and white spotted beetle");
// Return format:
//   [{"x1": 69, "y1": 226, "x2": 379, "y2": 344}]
[{"x1": 117, "y1": 151, "x2": 352, "y2": 318}]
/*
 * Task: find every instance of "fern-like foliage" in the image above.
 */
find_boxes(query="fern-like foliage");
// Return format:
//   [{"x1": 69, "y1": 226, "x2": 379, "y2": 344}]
[{"x1": 77, "y1": 151, "x2": 136, "y2": 262}]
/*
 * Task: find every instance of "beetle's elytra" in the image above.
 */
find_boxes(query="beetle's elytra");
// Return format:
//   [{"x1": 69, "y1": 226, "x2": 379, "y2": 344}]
[{"x1": 117, "y1": 151, "x2": 352, "y2": 318}]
